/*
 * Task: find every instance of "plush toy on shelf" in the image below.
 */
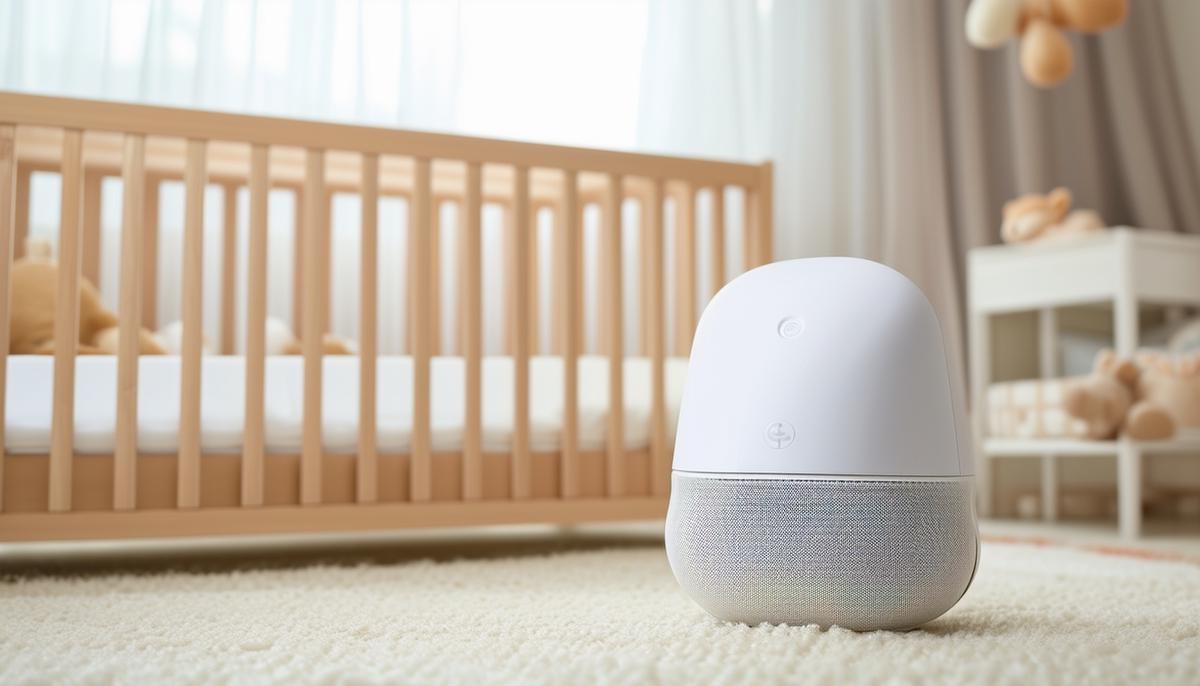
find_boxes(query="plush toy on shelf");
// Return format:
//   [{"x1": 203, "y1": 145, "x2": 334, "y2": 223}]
[
  {"x1": 1136, "y1": 351, "x2": 1200, "y2": 437},
  {"x1": 1001, "y1": 186, "x2": 1105, "y2": 244},
  {"x1": 965, "y1": 0, "x2": 1128, "y2": 88},
  {"x1": 8, "y1": 239, "x2": 166, "y2": 355},
  {"x1": 1062, "y1": 349, "x2": 1200, "y2": 441}
]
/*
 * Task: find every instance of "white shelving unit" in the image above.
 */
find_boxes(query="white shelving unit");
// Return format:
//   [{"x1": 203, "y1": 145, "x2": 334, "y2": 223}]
[{"x1": 968, "y1": 228, "x2": 1200, "y2": 538}]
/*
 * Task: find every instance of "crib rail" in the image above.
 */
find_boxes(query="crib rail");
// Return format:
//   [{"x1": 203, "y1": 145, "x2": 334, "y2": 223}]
[{"x1": 0, "y1": 92, "x2": 772, "y2": 542}]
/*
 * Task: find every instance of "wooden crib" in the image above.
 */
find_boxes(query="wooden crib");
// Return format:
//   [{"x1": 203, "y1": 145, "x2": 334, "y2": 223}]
[{"x1": 0, "y1": 92, "x2": 772, "y2": 543}]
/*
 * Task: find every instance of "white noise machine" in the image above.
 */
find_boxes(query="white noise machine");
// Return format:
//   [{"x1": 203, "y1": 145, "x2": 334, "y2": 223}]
[{"x1": 665, "y1": 257, "x2": 978, "y2": 631}]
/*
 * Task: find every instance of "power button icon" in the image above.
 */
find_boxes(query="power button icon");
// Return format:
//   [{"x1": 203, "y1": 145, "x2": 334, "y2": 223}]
[{"x1": 765, "y1": 421, "x2": 795, "y2": 449}]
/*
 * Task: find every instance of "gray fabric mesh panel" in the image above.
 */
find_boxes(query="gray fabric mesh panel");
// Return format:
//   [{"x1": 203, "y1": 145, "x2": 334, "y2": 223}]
[{"x1": 665, "y1": 473, "x2": 978, "y2": 631}]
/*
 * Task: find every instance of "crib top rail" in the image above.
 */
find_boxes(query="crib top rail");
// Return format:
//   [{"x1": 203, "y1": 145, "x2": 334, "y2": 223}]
[
  {"x1": 13, "y1": 125, "x2": 665, "y2": 206},
  {"x1": 0, "y1": 91, "x2": 763, "y2": 187}
]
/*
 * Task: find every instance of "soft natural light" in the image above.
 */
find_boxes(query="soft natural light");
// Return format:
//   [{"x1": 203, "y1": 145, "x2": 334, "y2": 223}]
[
  {"x1": 453, "y1": 0, "x2": 648, "y2": 147},
  {"x1": 1, "y1": 0, "x2": 649, "y2": 148}
]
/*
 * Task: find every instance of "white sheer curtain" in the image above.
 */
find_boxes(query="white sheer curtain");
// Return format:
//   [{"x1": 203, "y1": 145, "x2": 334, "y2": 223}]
[
  {"x1": 0, "y1": 0, "x2": 649, "y2": 353},
  {"x1": 0, "y1": 0, "x2": 648, "y2": 143}
]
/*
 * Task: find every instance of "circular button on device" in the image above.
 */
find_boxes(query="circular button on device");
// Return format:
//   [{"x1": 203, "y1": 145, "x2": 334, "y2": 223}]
[
  {"x1": 777, "y1": 316, "x2": 805, "y2": 339},
  {"x1": 764, "y1": 421, "x2": 796, "y2": 449}
]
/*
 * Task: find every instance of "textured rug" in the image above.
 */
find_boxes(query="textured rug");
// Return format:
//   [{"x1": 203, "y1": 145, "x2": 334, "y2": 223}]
[{"x1": 1, "y1": 539, "x2": 1198, "y2": 685}]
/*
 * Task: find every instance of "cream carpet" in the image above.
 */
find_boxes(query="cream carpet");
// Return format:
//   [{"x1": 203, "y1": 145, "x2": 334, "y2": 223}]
[{"x1": 1, "y1": 539, "x2": 1198, "y2": 685}]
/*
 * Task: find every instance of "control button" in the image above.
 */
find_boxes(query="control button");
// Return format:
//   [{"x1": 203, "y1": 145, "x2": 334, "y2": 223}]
[
  {"x1": 777, "y1": 316, "x2": 805, "y2": 339},
  {"x1": 764, "y1": 421, "x2": 795, "y2": 449}
]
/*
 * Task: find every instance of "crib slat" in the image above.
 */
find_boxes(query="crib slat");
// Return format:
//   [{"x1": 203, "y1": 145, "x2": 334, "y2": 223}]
[
  {"x1": 649, "y1": 179, "x2": 668, "y2": 496},
  {"x1": 710, "y1": 187, "x2": 726, "y2": 299},
  {"x1": 82, "y1": 171, "x2": 102, "y2": 287},
  {"x1": 49, "y1": 129, "x2": 83, "y2": 513},
  {"x1": 301, "y1": 149, "x2": 326, "y2": 506},
  {"x1": 430, "y1": 199, "x2": 443, "y2": 355},
  {"x1": 322, "y1": 191, "x2": 333, "y2": 334},
  {"x1": 673, "y1": 183, "x2": 696, "y2": 356},
  {"x1": 142, "y1": 178, "x2": 159, "y2": 330},
  {"x1": 577, "y1": 202, "x2": 587, "y2": 352},
  {"x1": 604, "y1": 174, "x2": 626, "y2": 497},
  {"x1": 450, "y1": 198, "x2": 463, "y2": 356},
  {"x1": 14, "y1": 166, "x2": 29, "y2": 261},
  {"x1": 114, "y1": 134, "x2": 145, "y2": 511},
  {"x1": 755, "y1": 163, "x2": 773, "y2": 266},
  {"x1": 638, "y1": 192, "x2": 652, "y2": 356},
  {"x1": 178, "y1": 139, "x2": 207, "y2": 509},
  {"x1": 292, "y1": 189, "x2": 304, "y2": 334},
  {"x1": 511, "y1": 166, "x2": 533, "y2": 499},
  {"x1": 220, "y1": 183, "x2": 237, "y2": 355},
  {"x1": 410, "y1": 158, "x2": 434, "y2": 502},
  {"x1": 527, "y1": 205, "x2": 540, "y2": 354},
  {"x1": 503, "y1": 206, "x2": 515, "y2": 355},
  {"x1": 0, "y1": 125, "x2": 15, "y2": 512},
  {"x1": 742, "y1": 187, "x2": 755, "y2": 273},
  {"x1": 561, "y1": 170, "x2": 581, "y2": 498},
  {"x1": 463, "y1": 162, "x2": 483, "y2": 500},
  {"x1": 550, "y1": 205, "x2": 564, "y2": 355},
  {"x1": 357, "y1": 153, "x2": 379, "y2": 503},
  {"x1": 242, "y1": 145, "x2": 269, "y2": 507}
]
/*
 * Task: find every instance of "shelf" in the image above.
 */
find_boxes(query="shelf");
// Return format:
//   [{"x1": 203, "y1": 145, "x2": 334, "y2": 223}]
[{"x1": 983, "y1": 435, "x2": 1200, "y2": 457}]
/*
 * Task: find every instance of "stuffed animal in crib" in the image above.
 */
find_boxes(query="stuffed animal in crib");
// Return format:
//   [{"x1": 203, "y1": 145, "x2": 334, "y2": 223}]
[
  {"x1": 1000, "y1": 187, "x2": 1104, "y2": 244},
  {"x1": 155, "y1": 316, "x2": 355, "y2": 355},
  {"x1": 965, "y1": 0, "x2": 1128, "y2": 88},
  {"x1": 155, "y1": 320, "x2": 215, "y2": 355},
  {"x1": 8, "y1": 240, "x2": 166, "y2": 355},
  {"x1": 1062, "y1": 350, "x2": 1175, "y2": 440},
  {"x1": 267, "y1": 317, "x2": 357, "y2": 356}
]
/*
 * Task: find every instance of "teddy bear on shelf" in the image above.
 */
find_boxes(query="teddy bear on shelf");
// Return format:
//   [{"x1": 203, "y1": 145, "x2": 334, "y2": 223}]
[
  {"x1": 1135, "y1": 351, "x2": 1200, "y2": 436},
  {"x1": 9, "y1": 239, "x2": 166, "y2": 355},
  {"x1": 1063, "y1": 350, "x2": 1184, "y2": 441},
  {"x1": 1001, "y1": 187, "x2": 1104, "y2": 244},
  {"x1": 965, "y1": 0, "x2": 1128, "y2": 88}
]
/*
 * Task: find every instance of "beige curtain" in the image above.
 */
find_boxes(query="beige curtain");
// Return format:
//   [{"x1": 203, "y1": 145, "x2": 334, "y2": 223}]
[
  {"x1": 638, "y1": 0, "x2": 1200, "y2": 391},
  {"x1": 941, "y1": 0, "x2": 1200, "y2": 271}
]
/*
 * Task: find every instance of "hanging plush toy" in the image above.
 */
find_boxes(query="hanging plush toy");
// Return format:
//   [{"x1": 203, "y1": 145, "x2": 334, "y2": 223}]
[{"x1": 965, "y1": 0, "x2": 1128, "y2": 88}]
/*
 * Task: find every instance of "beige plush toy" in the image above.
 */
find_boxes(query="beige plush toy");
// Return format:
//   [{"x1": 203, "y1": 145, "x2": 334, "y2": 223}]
[
  {"x1": 9, "y1": 242, "x2": 165, "y2": 355},
  {"x1": 154, "y1": 316, "x2": 356, "y2": 355},
  {"x1": 1001, "y1": 187, "x2": 1104, "y2": 244},
  {"x1": 1063, "y1": 350, "x2": 1175, "y2": 440},
  {"x1": 965, "y1": 0, "x2": 1128, "y2": 88},
  {"x1": 156, "y1": 320, "x2": 215, "y2": 355},
  {"x1": 267, "y1": 316, "x2": 356, "y2": 356},
  {"x1": 1136, "y1": 352, "x2": 1200, "y2": 434}
]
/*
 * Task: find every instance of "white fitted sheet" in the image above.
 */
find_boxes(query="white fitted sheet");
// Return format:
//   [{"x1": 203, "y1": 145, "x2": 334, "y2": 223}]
[{"x1": 4, "y1": 355, "x2": 687, "y2": 455}]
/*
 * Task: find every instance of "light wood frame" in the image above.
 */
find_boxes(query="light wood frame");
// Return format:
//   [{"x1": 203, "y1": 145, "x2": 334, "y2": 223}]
[{"x1": 0, "y1": 92, "x2": 773, "y2": 543}]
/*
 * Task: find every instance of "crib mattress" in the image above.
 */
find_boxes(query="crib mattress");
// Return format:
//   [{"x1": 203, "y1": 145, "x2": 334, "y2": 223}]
[{"x1": 4, "y1": 355, "x2": 687, "y2": 455}]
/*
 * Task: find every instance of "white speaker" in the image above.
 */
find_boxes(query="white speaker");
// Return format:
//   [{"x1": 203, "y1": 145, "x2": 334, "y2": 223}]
[{"x1": 665, "y1": 257, "x2": 977, "y2": 631}]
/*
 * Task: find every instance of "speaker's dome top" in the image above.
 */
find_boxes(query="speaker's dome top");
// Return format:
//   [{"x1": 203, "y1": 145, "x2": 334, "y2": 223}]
[{"x1": 674, "y1": 257, "x2": 969, "y2": 478}]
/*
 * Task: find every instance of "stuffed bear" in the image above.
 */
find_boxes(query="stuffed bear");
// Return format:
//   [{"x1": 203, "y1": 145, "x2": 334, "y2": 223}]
[
  {"x1": 1001, "y1": 187, "x2": 1104, "y2": 244},
  {"x1": 9, "y1": 243, "x2": 165, "y2": 355},
  {"x1": 1063, "y1": 350, "x2": 1175, "y2": 440},
  {"x1": 1136, "y1": 352, "x2": 1200, "y2": 435},
  {"x1": 965, "y1": 0, "x2": 1128, "y2": 88}
]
